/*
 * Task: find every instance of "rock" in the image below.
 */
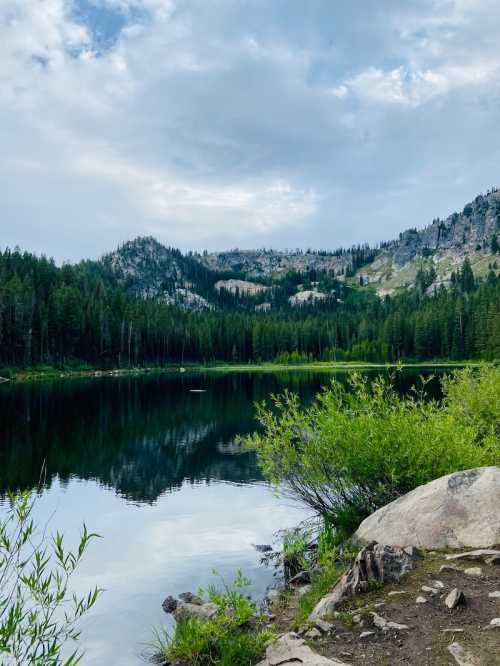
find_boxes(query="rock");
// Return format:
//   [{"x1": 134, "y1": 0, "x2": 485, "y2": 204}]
[
  {"x1": 421, "y1": 585, "x2": 439, "y2": 595},
  {"x1": 162, "y1": 596, "x2": 178, "y2": 613},
  {"x1": 448, "y1": 641, "x2": 481, "y2": 666},
  {"x1": 446, "y1": 549, "x2": 500, "y2": 562},
  {"x1": 309, "y1": 592, "x2": 340, "y2": 621},
  {"x1": 385, "y1": 620, "x2": 409, "y2": 631},
  {"x1": 488, "y1": 591, "x2": 500, "y2": 599},
  {"x1": 445, "y1": 588, "x2": 466, "y2": 610},
  {"x1": 352, "y1": 613, "x2": 362, "y2": 624},
  {"x1": 314, "y1": 619, "x2": 334, "y2": 634},
  {"x1": 353, "y1": 467, "x2": 500, "y2": 550},
  {"x1": 416, "y1": 596, "x2": 427, "y2": 604},
  {"x1": 289, "y1": 570, "x2": 312, "y2": 586},
  {"x1": 463, "y1": 567, "x2": 482, "y2": 577},
  {"x1": 173, "y1": 601, "x2": 218, "y2": 623},
  {"x1": 440, "y1": 564, "x2": 462, "y2": 574},
  {"x1": 488, "y1": 618, "x2": 500, "y2": 629},
  {"x1": 253, "y1": 544, "x2": 273, "y2": 553},
  {"x1": 178, "y1": 592, "x2": 203, "y2": 605},
  {"x1": 432, "y1": 580, "x2": 445, "y2": 589},
  {"x1": 442, "y1": 628, "x2": 464, "y2": 634},
  {"x1": 388, "y1": 590, "x2": 407, "y2": 596},
  {"x1": 163, "y1": 592, "x2": 218, "y2": 622},
  {"x1": 359, "y1": 631, "x2": 375, "y2": 639},
  {"x1": 310, "y1": 542, "x2": 414, "y2": 620},
  {"x1": 371, "y1": 613, "x2": 409, "y2": 631},
  {"x1": 255, "y1": 632, "x2": 350, "y2": 666},
  {"x1": 304, "y1": 627, "x2": 322, "y2": 640}
]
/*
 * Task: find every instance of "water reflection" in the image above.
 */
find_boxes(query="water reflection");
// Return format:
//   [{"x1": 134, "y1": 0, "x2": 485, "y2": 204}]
[
  {"x1": 0, "y1": 371, "x2": 330, "y2": 500},
  {"x1": 0, "y1": 369, "x2": 444, "y2": 501}
]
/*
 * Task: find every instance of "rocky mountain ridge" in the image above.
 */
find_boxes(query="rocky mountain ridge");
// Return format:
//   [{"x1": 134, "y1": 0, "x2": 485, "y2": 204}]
[{"x1": 99, "y1": 188, "x2": 500, "y2": 307}]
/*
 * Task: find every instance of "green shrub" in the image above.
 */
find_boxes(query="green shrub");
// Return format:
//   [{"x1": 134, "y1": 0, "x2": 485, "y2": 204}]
[
  {"x1": 248, "y1": 366, "x2": 499, "y2": 533},
  {"x1": 443, "y1": 365, "x2": 500, "y2": 441},
  {"x1": 155, "y1": 572, "x2": 274, "y2": 666},
  {"x1": 0, "y1": 490, "x2": 101, "y2": 665}
]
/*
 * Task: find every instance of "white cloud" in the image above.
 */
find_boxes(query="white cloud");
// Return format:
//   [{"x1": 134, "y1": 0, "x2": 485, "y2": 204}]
[{"x1": 341, "y1": 60, "x2": 500, "y2": 107}]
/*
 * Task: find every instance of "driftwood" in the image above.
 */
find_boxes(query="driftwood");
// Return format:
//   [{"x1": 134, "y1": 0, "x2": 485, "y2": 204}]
[{"x1": 310, "y1": 541, "x2": 416, "y2": 619}]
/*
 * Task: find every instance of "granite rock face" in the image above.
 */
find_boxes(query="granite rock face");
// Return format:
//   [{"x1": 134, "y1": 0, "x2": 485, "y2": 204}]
[
  {"x1": 99, "y1": 189, "x2": 500, "y2": 307},
  {"x1": 354, "y1": 467, "x2": 500, "y2": 550}
]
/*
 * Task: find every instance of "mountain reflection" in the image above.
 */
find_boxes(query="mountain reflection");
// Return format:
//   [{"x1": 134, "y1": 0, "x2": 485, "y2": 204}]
[
  {"x1": 0, "y1": 368, "x2": 444, "y2": 503},
  {"x1": 0, "y1": 371, "x2": 329, "y2": 502}
]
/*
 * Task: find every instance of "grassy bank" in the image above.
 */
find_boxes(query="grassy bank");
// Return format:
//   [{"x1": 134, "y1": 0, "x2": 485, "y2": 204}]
[
  {"x1": 0, "y1": 364, "x2": 169, "y2": 384},
  {"x1": 198, "y1": 360, "x2": 482, "y2": 373},
  {"x1": 0, "y1": 359, "x2": 483, "y2": 384}
]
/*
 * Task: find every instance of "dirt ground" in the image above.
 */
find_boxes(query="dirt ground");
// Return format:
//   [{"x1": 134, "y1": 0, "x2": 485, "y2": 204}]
[{"x1": 275, "y1": 551, "x2": 500, "y2": 665}]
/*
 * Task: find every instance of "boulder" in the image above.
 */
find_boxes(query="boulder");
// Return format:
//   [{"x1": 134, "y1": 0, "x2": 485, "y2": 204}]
[
  {"x1": 162, "y1": 593, "x2": 218, "y2": 622},
  {"x1": 255, "y1": 632, "x2": 349, "y2": 666},
  {"x1": 310, "y1": 542, "x2": 414, "y2": 620},
  {"x1": 178, "y1": 592, "x2": 203, "y2": 605},
  {"x1": 353, "y1": 467, "x2": 500, "y2": 550},
  {"x1": 173, "y1": 601, "x2": 218, "y2": 622}
]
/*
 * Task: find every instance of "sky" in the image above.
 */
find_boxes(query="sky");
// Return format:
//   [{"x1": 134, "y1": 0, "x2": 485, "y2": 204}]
[{"x1": 2, "y1": 0, "x2": 500, "y2": 262}]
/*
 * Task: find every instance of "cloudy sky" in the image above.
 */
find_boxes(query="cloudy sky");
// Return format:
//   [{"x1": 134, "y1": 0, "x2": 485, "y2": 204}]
[{"x1": 2, "y1": 0, "x2": 500, "y2": 261}]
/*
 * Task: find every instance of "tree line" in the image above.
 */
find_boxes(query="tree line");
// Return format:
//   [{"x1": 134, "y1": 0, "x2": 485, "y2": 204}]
[{"x1": 0, "y1": 249, "x2": 498, "y2": 368}]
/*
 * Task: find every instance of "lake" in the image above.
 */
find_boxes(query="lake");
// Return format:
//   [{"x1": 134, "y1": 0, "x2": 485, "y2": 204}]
[{"x1": 0, "y1": 368, "x2": 444, "y2": 664}]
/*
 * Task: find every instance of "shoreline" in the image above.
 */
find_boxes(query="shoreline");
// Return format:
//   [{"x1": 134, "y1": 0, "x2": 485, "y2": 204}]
[{"x1": 0, "y1": 360, "x2": 483, "y2": 385}]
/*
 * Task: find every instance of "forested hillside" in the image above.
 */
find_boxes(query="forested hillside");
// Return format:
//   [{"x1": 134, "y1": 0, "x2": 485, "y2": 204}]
[
  {"x1": 0, "y1": 247, "x2": 498, "y2": 368},
  {"x1": 2, "y1": 188, "x2": 500, "y2": 369}
]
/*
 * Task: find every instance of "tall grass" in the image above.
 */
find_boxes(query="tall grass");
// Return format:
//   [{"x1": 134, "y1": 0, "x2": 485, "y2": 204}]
[{"x1": 154, "y1": 572, "x2": 274, "y2": 666}]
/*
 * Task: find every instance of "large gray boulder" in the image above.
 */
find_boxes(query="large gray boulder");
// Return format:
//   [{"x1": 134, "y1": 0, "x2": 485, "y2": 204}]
[{"x1": 354, "y1": 467, "x2": 500, "y2": 550}]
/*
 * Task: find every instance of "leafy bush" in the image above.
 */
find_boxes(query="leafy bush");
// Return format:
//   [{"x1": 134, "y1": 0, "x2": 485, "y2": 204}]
[
  {"x1": 156, "y1": 572, "x2": 274, "y2": 666},
  {"x1": 443, "y1": 365, "x2": 500, "y2": 442},
  {"x1": 248, "y1": 366, "x2": 499, "y2": 534},
  {"x1": 0, "y1": 490, "x2": 101, "y2": 665}
]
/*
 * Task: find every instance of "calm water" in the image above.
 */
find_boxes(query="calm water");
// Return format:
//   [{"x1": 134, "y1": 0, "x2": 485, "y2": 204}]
[{"x1": 0, "y1": 368, "x2": 444, "y2": 664}]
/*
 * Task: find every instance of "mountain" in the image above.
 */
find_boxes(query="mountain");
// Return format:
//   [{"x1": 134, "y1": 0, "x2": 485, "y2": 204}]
[
  {"x1": 100, "y1": 237, "x2": 216, "y2": 310},
  {"x1": 357, "y1": 188, "x2": 500, "y2": 296},
  {"x1": 99, "y1": 188, "x2": 500, "y2": 309},
  {"x1": 199, "y1": 248, "x2": 353, "y2": 278}
]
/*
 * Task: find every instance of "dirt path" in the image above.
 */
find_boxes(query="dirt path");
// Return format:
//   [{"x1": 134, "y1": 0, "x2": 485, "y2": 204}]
[{"x1": 276, "y1": 552, "x2": 500, "y2": 665}]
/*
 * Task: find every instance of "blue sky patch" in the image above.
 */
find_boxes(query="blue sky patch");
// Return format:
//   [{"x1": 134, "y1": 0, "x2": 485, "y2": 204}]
[{"x1": 72, "y1": 0, "x2": 145, "y2": 54}]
